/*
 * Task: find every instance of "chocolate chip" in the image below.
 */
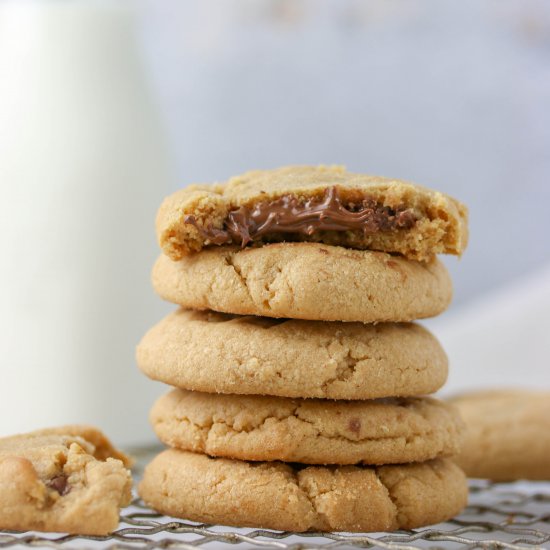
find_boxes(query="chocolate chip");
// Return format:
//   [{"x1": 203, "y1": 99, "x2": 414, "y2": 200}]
[
  {"x1": 47, "y1": 475, "x2": 70, "y2": 496},
  {"x1": 348, "y1": 418, "x2": 361, "y2": 434}
]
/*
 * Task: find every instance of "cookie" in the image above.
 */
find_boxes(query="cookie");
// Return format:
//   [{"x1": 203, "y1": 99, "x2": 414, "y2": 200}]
[
  {"x1": 0, "y1": 426, "x2": 133, "y2": 535},
  {"x1": 450, "y1": 390, "x2": 550, "y2": 481},
  {"x1": 157, "y1": 165, "x2": 468, "y2": 261},
  {"x1": 152, "y1": 243, "x2": 452, "y2": 322},
  {"x1": 137, "y1": 309, "x2": 448, "y2": 399},
  {"x1": 139, "y1": 450, "x2": 467, "y2": 532},
  {"x1": 151, "y1": 389, "x2": 464, "y2": 465}
]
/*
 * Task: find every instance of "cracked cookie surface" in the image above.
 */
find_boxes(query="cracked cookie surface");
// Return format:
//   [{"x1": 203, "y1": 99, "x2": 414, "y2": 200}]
[
  {"x1": 156, "y1": 165, "x2": 468, "y2": 261},
  {"x1": 152, "y1": 242, "x2": 452, "y2": 323},
  {"x1": 0, "y1": 426, "x2": 133, "y2": 535},
  {"x1": 450, "y1": 390, "x2": 550, "y2": 481},
  {"x1": 137, "y1": 309, "x2": 448, "y2": 399},
  {"x1": 139, "y1": 450, "x2": 467, "y2": 532},
  {"x1": 151, "y1": 389, "x2": 464, "y2": 465}
]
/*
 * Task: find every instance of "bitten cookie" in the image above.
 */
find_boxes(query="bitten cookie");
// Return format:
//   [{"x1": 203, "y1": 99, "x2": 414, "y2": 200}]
[
  {"x1": 151, "y1": 389, "x2": 464, "y2": 465},
  {"x1": 152, "y1": 243, "x2": 452, "y2": 322},
  {"x1": 157, "y1": 165, "x2": 468, "y2": 261},
  {"x1": 137, "y1": 310, "x2": 448, "y2": 399},
  {"x1": 450, "y1": 390, "x2": 550, "y2": 481},
  {"x1": 139, "y1": 450, "x2": 468, "y2": 532},
  {"x1": 0, "y1": 426, "x2": 133, "y2": 535}
]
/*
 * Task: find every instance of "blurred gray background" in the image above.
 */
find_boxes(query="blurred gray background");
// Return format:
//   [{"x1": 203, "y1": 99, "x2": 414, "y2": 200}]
[{"x1": 136, "y1": 0, "x2": 550, "y2": 309}]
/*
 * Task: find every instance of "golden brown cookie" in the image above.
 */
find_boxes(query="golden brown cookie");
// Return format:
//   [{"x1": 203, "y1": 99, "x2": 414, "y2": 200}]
[
  {"x1": 0, "y1": 426, "x2": 133, "y2": 535},
  {"x1": 137, "y1": 309, "x2": 448, "y2": 399},
  {"x1": 157, "y1": 165, "x2": 468, "y2": 261},
  {"x1": 152, "y1": 243, "x2": 452, "y2": 322},
  {"x1": 151, "y1": 389, "x2": 464, "y2": 465},
  {"x1": 139, "y1": 450, "x2": 467, "y2": 532},
  {"x1": 450, "y1": 390, "x2": 550, "y2": 481}
]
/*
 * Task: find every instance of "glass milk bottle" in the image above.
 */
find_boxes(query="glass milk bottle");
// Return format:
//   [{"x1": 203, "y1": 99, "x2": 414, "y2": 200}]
[{"x1": 0, "y1": 1, "x2": 175, "y2": 446}]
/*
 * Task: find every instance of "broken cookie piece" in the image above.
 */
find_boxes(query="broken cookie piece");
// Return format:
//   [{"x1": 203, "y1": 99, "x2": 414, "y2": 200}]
[
  {"x1": 157, "y1": 165, "x2": 468, "y2": 261},
  {"x1": 0, "y1": 426, "x2": 133, "y2": 535}
]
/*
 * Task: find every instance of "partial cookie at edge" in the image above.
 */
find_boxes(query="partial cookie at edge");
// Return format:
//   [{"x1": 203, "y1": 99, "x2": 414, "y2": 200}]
[
  {"x1": 139, "y1": 450, "x2": 468, "y2": 532},
  {"x1": 137, "y1": 309, "x2": 448, "y2": 399},
  {"x1": 450, "y1": 390, "x2": 550, "y2": 481}
]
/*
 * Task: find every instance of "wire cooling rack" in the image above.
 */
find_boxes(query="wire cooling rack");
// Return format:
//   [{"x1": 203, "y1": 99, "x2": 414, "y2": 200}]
[{"x1": 1, "y1": 446, "x2": 549, "y2": 550}]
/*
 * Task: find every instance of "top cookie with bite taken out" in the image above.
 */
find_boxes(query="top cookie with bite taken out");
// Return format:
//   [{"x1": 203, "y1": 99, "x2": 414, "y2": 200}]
[{"x1": 156, "y1": 165, "x2": 468, "y2": 262}]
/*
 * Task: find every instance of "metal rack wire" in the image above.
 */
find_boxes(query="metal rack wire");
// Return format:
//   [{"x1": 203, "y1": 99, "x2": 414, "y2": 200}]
[{"x1": 1, "y1": 479, "x2": 549, "y2": 549}]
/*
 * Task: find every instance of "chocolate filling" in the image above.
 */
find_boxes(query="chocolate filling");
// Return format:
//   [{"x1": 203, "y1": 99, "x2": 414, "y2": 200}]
[
  {"x1": 47, "y1": 475, "x2": 70, "y2": 496},
  {"x1": 184, "y1": 186, "x2": 416, "y2": 247}
]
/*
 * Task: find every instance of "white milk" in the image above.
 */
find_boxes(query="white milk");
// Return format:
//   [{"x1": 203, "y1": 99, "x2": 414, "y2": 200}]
[{"x1": 0, "y1": 1, "x2": 175, "y2": 445}]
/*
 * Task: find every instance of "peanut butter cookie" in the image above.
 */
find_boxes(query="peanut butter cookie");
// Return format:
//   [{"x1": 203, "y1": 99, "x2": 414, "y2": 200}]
[
  {"x1": 451, "y1": 390, "x2": 550, "y2": 480},
  {"x1": 152, "y1": 243, "x2": 452, "y2": 322},
  {"x1": 0, "y1": 426, "x2": 132, "y2": 535},
  {"x1": 139, "y1": 450, "x2": 467, "y2": 532},
  {"x1": 137, "y1": 309, "x2": 448, "y2": 399},
  {"x1": 157, "y1": 165, "x2": 468, "y2": 261},
  {"x1": 151, "y1": 389, "x2": 464, "y2": 465}
]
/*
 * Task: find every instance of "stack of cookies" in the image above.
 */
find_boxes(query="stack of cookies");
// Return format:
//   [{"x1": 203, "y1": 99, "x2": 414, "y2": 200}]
[{"x1": 137, "y1": 165, "x2": 469, "y2": 532}]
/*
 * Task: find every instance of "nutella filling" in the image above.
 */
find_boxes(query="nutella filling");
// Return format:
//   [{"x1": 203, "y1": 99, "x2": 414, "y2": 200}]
[
  {"x1": 184, "y1": 186, "x2": 416, "y2": 247},
  {"x1": 47, "y1": 475, "x2": 70, "y2": 496}
]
